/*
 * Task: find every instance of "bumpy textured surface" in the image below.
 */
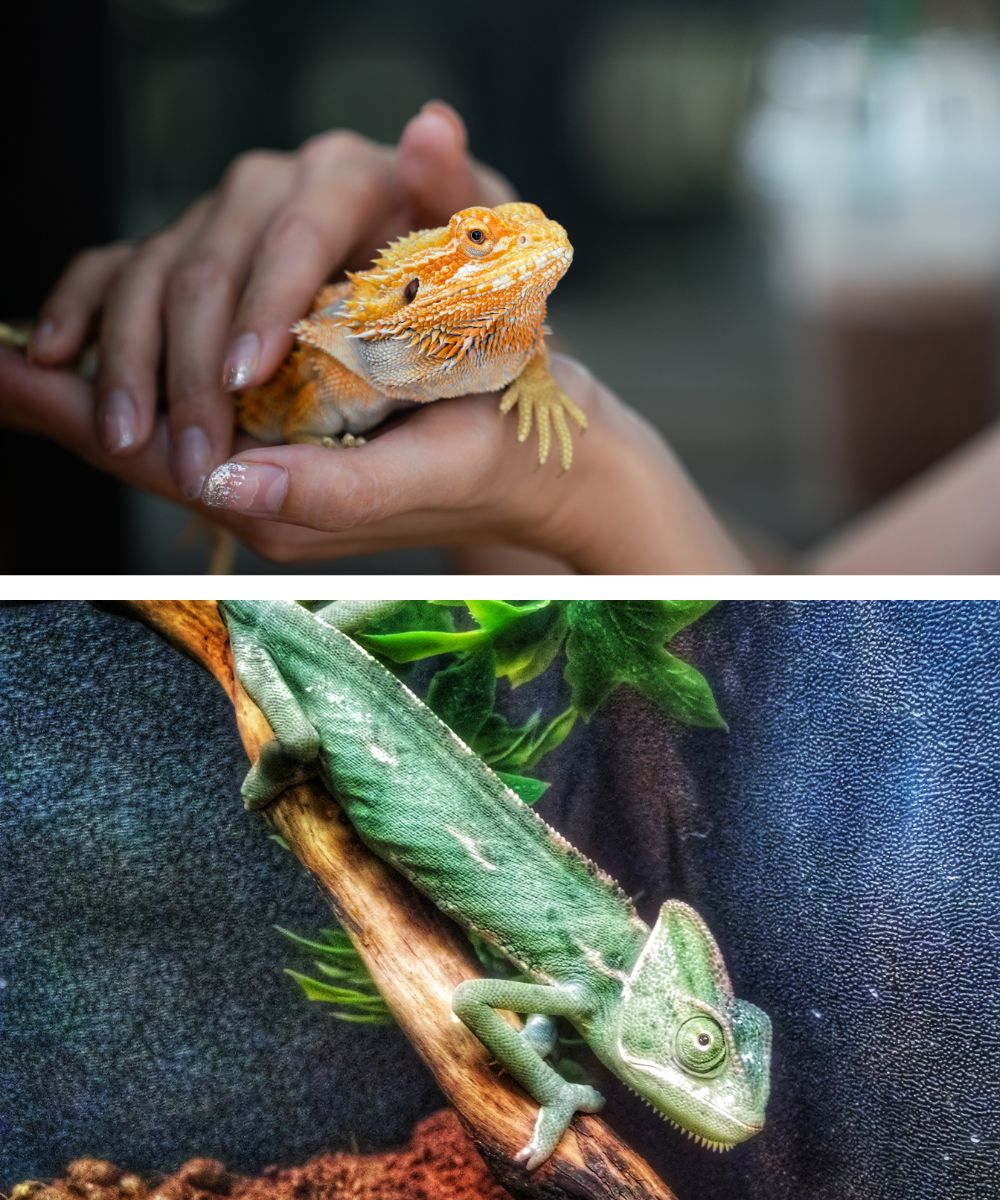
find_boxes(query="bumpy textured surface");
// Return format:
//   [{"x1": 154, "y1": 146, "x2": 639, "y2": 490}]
[
  {"x1": 0, "y1": 603, "x2": 442, "y2": 1185},
  {"x1": 234, "y1": 204, "x2": 586, "y2": 468},
  {"x1": 2, "y1": 601, "x2": 998, "y2": 1197},
  {"x1": 15, "y1": 1110, "x2": 511, "y2": 1200}
]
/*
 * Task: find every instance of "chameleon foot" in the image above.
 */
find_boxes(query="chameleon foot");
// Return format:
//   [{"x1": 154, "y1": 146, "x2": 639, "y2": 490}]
[
  {"x1": 514, "y1": 1082, "x2": 605, "y2": 1171},
  {"x1": 499, "y1": 354, "x2": 587, "y2": 472}
]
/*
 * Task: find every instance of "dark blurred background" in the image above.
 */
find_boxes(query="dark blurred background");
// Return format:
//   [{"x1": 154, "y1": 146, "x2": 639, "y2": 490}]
[{"x1": 3, "y1": 0, "x2": 999, "y2": 573}]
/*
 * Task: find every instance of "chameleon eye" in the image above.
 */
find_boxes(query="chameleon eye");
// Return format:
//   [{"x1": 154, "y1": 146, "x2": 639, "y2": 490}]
[
  {"x1": 403, "y1": 277, "x2": 419, "y2": 303},
  {"x1": 675, "y1": 1016, "x2": 726, "y2": 1075},
  {"x1": 467, "y1": 228, "x2": 485, "y2": 243}
]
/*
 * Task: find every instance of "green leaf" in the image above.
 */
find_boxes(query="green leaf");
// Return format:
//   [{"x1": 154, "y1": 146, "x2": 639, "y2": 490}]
[
  {"x1": 283, "y1": 969, "x2": 388, "y2": 1007},
  {"x1": 492, "y1": 603, "x2": 568, "y2": 687},
  {"x1": 490, "y1": 707, "x2": 578, "y2": 771},
  {"x1": 359, "y1": 601, "x2": 557, "y2": 669},
  {"x1": 564, "y1": 601, "x2": 725, "y2": 728},
  {"x1": 495, "y1": 771, "x2": 550, "y2": 805},
  {"x1": 464, "y1": 599, "x2": 550, "y2": 630},
  {"x1": 358, "y1": 627, "x2": 491, "y2": 663},
  {"x1": 275, "y1": 926, "x2": 365, "y2": 959},
  {"x1": 424, "y1": 648, "x2": 497, "y2": 745},
  {"x1": 361, "y1": 600, "x2": 454, "y2": 638},
  {"x1": 473, "y1": 709, "x2": 540, "y2": 767}
]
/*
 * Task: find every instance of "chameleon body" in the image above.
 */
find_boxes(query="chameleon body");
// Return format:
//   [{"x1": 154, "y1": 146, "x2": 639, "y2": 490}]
[
  {"x1": 219, "y1": 600, "x2": 771, "y2": 1169},
  {"x1": 236, "y1": 202, "x2": 587, "y2": 469}
]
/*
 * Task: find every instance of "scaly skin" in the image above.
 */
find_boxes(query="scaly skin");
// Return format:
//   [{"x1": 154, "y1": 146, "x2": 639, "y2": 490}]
[
  {"x1": 0, "y1": 205, "x2": 585, "y2": 468},
  {"x1": 219, "y1": 600, "x2": 771, "y2": 1170},
  {"x1": 235, "y1": 203, "x2": 587, "y2": 470}
]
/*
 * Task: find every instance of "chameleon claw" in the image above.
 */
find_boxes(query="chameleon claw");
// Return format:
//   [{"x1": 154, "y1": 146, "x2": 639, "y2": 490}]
[{"x1": 514, "y1": 1084, "x2": 606, "y2": 1170}]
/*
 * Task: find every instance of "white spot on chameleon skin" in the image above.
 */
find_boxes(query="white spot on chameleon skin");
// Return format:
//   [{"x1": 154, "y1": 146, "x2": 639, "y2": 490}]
[
  {"x1": 445, "y1": 826, "x2": 497, "y2": 871},
  {"x1": 367, "y1": 742, "x2": 397, "y2": 766},
  {"x1": 577, "y1": 942, "x2": 629, "y2": 983}
]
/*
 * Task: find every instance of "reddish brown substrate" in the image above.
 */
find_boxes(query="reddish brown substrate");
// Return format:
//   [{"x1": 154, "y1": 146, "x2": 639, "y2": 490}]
[{"x1": 11, "y1": 1110, "x2": 512, "y2": 1200}]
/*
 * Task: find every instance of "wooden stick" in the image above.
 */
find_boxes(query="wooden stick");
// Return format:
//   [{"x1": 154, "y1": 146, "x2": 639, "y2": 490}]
[{"x1": 124, "y1": 600, "x2": 677, "y2": 1200}]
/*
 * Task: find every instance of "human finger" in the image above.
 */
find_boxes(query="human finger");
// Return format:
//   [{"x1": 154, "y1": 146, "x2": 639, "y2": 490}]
[
  {"x1": 200, "y1": 393, "x2": 510, "y2": 532},
  {"x1": 29, "y1": 243, "x2": 133, "y2": 365},
  {"x1": 95, "y1": 196, "x2": 212, "y2": 459},
  {"x1": 222, "y1": 132, "x2": 397, "y2": 392},
  {"x1": 163, "y1": 154, "x2": 293, "y2": 496},
  {"x1": 396, "y1": 100, "x2": 516, "y2": 224}
]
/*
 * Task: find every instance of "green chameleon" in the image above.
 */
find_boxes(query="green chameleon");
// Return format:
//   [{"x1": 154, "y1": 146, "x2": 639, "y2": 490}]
[{"x1": 219, "y1": 600, "x2": 771, "y2": 1170}]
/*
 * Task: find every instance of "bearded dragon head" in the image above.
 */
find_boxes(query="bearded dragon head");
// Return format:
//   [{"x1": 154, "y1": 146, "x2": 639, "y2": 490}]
[
  {"x1": 599, "y1": 900, "x2": 771, "y2": 1150},
  {"x1": 337, "y1": 202, "x2": 573, "y2": 346}
]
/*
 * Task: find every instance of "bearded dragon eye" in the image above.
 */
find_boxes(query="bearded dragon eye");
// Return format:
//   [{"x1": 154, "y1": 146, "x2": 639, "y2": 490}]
[
  {"x1": 675, "y1": 1016, "x2": 726, "y2": 1075},
  {"x1": 403, "y1": 277, "x2": 419, "y2": 303},
  {"x1": 467, "y1": 228, "x2": 485, "y2": 243}
]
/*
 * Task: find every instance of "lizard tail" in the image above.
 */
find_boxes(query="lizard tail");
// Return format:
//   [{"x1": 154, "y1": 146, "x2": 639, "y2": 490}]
[
  {"x1": 0, "y1": 321, "x2": 31, "y2": 351},
  {"x1": 0, "y1": 320, "x2": 99, "y2": 378}
]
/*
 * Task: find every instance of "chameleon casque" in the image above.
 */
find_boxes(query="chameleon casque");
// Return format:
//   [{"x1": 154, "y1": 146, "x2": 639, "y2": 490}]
[
  {"x1": 219, "y1": 600, "x2": 771, "y2": 1170},
  {"x1": 0, "y1": 202, "x2": 586, "y2": 470}
]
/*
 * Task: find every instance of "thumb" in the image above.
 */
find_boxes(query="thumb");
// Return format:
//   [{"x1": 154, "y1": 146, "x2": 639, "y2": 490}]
[
  {"x1": 199, "y1": 394, "x2": 510, "y2": 531},
  {"x1": 397, "y1": 100, "x2": 515, "y2": 223}
]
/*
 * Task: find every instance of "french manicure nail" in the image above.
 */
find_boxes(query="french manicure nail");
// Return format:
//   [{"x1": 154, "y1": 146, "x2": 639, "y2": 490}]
[
  {"x1": 222, "y1": 331, "x2": 260, "y2": 391},
  {"x1": 29, "y1": 319, "x2": 57, "y2": 359},
  {"x1": 201, "y1": 462, "x2": 288, "y2": 514},
  {"x1": 98, "y1": 388, "x2": 138, "y2": 454},
  {"x1": 172, "y1": 425, "x2": 213, "y2": 500}
]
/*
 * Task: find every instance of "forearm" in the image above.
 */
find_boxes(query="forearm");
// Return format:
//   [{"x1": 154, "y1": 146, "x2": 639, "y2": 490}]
[{"x1": 805, "y1": 422, "x2": 1000, "y2": 574}]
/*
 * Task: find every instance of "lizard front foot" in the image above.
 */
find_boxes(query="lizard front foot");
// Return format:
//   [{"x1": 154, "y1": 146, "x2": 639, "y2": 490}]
[
  {"x1": 294, "y1": 432, "x2": 367, "y2": 449},
  {"x1": 499, "y1": 352, "x2": 587, "y2": 472},
  {"x1": 515, "y1": 1082, "x2": 606, "y2": 1171}
]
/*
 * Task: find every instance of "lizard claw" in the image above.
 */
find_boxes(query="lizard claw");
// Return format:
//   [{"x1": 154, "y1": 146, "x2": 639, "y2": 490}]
[
  {"x1": 514, "y1": 1083, "x2": 606, "y2": 1170},
  {"x1": 499, "y1": 365, "x2": 587, "y2": 472}
]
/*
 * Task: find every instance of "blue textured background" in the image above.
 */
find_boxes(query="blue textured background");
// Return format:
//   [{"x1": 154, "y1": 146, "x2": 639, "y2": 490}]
[{"x1": 1, "y1": 601, "x2": 997, "y2": 1199}]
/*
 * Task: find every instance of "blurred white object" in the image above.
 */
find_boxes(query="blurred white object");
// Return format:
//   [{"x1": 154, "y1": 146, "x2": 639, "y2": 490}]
[
  {"x1": 741, "y1": 30, "x2": 1000, "y2": 527},
  {"x1": 743, "y1": 30, "x2": 1000, "y2": 302}
]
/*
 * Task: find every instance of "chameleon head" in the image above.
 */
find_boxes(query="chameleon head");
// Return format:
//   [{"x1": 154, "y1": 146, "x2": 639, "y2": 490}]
[{"x1": 604, "y1": 900, "x2": 772, "y2": 1150}]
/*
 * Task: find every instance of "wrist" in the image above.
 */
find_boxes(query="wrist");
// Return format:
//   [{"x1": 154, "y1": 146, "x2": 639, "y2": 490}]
[{"x1": 515, "y1": 361, "x2": 750, "y2": 574}]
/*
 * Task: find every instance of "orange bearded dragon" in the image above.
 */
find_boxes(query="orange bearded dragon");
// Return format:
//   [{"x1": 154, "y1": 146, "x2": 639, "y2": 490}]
[
  {"x1": 0, "y1": 202, "x2": 586, "y2": 471},
  {"x1": 237, "y1": 201, "x2": 586, "y2": 469}
]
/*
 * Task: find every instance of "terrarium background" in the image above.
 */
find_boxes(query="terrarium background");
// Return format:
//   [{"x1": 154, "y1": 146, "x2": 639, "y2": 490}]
[{"x1": 2, "y1": 0, "x2": 998, "y2": 572}]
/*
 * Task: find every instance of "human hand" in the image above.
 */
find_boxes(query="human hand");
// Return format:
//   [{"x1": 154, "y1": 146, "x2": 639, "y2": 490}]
[
  {"x1": 17, "y1": 100, "x2": 512, "y2": 499},
  {"x1": 196, "y1": 354, "x2": 750, "y2": 574}
]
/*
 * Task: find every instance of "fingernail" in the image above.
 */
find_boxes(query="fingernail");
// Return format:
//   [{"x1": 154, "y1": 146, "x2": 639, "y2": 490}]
[
  {"x1": 29, "y1": 319, "x2": 57, "y2": 359},
  {"x1": 98, "y1": 388, "x2": 138, "y2": 454},
  {"x1": 172, "y1": 425, "x2": 213, "y2": 500},
  {"x1": 202, "y1": 462, "x2": 288, "y2": 514},
  {"x1": 419, "y1": 100, "x2": 463, "y2": 148},
  {"x1": 222, "y1": 331, "x2": 260, "y2": 391}
]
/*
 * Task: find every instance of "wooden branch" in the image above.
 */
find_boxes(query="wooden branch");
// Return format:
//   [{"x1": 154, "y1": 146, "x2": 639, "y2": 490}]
[{"x1": 124, "y1": 601, "x2": 676, "y2": 1200}]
